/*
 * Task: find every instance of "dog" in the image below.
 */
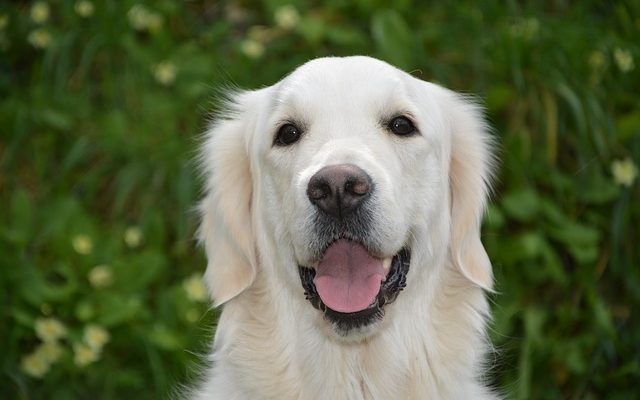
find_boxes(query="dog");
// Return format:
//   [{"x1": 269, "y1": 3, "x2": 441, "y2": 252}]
[{"x1": 191, "y1": 56, "x2": 497, "y2": 399}]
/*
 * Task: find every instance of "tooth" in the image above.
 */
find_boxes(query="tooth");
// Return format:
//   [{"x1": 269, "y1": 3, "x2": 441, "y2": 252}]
[{"x1": 382, "y1": 257, "x2": 392, "y2": 272}]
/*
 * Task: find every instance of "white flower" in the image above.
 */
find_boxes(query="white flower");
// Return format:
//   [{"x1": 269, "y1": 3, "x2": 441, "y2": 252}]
[
  {"x1": 72, "y1": 234, "x2": 93, "y2": 254},
  {"x1": 611, "y1": 157, "x2": 638, "y2": 187},
  {"x1": 151, "y1": 62, "x2": 177, "y2": 86},
  {"x1": 274, "y1": 5, "x2": 300, "y2": 30},
  {"x1": 240, "y1": 39, "x2": 264, "y2": 59},
  {"x1": 21, "y1": 352, "x2": 50, "y2": 378},
  {"x1": 88, "y1": 264, "x2": 113, "y2": 288},
  {"x1": 128, "y1": 4, "x2": 163, "y2": 32},
  {"x1": 75, "y1": 1, "x2": 94, "y2": 18},
  {"x1": 27, "y1": 29, "x2": 52, "y2": 49},
  {"x1": 614, "y1": 48, "x2": 634, "y2": 73},
  {"x1": 35, "y1": 341, "x2": 64, "y2": 364},
  {"x1": 30, "y1": 2, "x2": 50, "y2": 24},
  {"x1": 83, "y1": 324, "x2": 110, "y2": 350},
  {"x1": 183, "y1": 274, "x2": 208, "y2": 302},
  {"x1": 73, "y1": 342, "x2": 100, "y2": 366},
  {"x1": 35, "y1": 317, "x2": 67, "y2": 343}
]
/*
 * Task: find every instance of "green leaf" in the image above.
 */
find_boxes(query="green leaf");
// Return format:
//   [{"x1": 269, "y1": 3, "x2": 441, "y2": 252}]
[
  {"x1": 371, "y1": 10, "x2": 414, "y2": 70},
  {"x1": 501, "y1": 188, "x2": 540, "y2": 221}
]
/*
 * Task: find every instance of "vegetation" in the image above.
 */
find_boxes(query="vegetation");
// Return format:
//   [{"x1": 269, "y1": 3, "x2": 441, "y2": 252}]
[{"x1": 1, "y1": 1, "x2": 638, "y2": 399}]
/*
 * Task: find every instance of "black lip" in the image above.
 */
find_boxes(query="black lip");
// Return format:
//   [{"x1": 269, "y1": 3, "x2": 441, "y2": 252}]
[{"x1": 299, "y1": 247, "x2": 411, "y2": 332}]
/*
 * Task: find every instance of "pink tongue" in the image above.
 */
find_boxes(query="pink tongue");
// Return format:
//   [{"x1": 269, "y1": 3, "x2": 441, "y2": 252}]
[{"x1": 313, "y1": 240, "x2": 385, "y2": 313}]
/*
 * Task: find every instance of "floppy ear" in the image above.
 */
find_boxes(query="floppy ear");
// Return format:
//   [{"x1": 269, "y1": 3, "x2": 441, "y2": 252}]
[
  {"x1": 198, "y1": 91, "x2": 259, "y2": 306},
  {"x1": 444, "y1": 91, "x2": 496, "y2": 291}
]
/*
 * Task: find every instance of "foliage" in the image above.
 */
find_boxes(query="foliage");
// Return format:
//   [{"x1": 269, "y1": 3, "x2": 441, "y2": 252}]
[{"x1": 1, "y1": 1, "x2": 638, "y2": 399}]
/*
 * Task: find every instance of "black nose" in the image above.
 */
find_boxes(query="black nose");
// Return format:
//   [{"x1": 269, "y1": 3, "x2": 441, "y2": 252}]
[{"x1": 307, "y1": 164, "x2": 373, "y2": 218}]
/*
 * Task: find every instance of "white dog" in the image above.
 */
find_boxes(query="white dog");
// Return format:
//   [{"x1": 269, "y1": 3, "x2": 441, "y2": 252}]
[{"x1": 191, "y1": 56, "x2": 497, "y2": 399}]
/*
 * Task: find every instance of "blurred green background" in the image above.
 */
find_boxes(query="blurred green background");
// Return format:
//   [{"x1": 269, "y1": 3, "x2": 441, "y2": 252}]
[{"x1": 1, "y1": 1, "x2": 638, "y2": 399}]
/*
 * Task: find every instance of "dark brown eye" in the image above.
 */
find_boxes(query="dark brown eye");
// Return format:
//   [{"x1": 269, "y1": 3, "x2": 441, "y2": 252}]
[
  {"x1": 388, "y1": 116, "x2": 417, "y2": 136},
  {"x1": 274, "y1": 123, "x2": 302, "y2": 146}
]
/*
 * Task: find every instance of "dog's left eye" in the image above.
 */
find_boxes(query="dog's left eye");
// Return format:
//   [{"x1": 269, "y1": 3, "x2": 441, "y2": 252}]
[
  {"x1": 387, "y1": 116, "x2": 417, "y2": 137},
  {"x1": 274, "y1": 123, "x2": 303, "y2": 146}
]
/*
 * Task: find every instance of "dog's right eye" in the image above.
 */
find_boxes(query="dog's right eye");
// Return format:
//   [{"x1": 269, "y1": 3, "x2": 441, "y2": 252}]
[{"x1": 274, "y1": 123, "x2": 303, "y2": 146}]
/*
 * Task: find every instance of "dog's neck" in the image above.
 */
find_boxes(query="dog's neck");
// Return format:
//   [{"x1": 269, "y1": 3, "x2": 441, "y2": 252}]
[{"x1": 208, "y1": 260, "x2": 493, "y2": 400}]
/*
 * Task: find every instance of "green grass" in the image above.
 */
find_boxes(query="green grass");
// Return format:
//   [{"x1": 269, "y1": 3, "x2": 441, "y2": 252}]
[{"x1": 1, "y1": 1, "x2": 639, "y2": 399}]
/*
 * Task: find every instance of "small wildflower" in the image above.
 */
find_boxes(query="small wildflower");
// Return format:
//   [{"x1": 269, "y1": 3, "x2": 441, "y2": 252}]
[
  {"x1": 124, "y1": 226, "x2": 143, "y2": 248},
  {"x1": 27, "y1": 29, "x2": 52, "y2": 49},
  {"x1": 88, "y1": 264, "x2": 113, "y2": 288},
  {"x1": 151, "y1": 62, "x2": 177, "y2": 86},
  {"x1": 611, "y1": 157, "x2": 638, "y2": 187},
  {"x1": 35, "y1": 317, "x2": 67, "y2": 343},
  {"x1": 73, "y1": 342, "x2": 100, "y2": 366},
  {"x1": 84, "y1": 324, "x2": 110, "y2": 350},
  {"x1": 128, "y1": 4, "x2": 163, "y2": 32},
  {"x1": 35, "y1": 341, "x2": 64, "y2": 364},
  {"x1": 21, "y1": 352, "x2": 50, "y2": 378},
  {"x1": 30, "y1": 2, "x2": 50, "y2": 24},
  {"x1": 74, "y1": 1, "x2": 94, "y2": 18},
  {"x1": 613, "y1": 48, "x2": 634, "y2": 73},
  {"x1": 240, "y1": 39, "x2": 264, "y2": 59},
  {"x1": 0, "y1": 14, "x2": 9, "y2": 30},
  {"x1": 274, "y1": 5, "x2": 300, "y2": 30},
  {"x1": 72, "y1": 234, "x2": 93, "y2": 254},
  {"x1": 183, "y1": 274, "x2": 208, "y2": 302}
]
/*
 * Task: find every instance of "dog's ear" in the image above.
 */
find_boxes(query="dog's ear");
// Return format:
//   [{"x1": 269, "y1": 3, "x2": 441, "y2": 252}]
[
  {"x1": 444, "y1": 91, "x2": 496, "y2": 291},
  {"x1": 198, "y1": 91, "x2": 261, "y2": 306}
]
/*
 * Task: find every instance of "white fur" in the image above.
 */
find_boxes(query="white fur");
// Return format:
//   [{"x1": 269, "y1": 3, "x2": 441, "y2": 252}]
[{"x1": 190, "y1": 56, "x2": 497, "y2": 400}]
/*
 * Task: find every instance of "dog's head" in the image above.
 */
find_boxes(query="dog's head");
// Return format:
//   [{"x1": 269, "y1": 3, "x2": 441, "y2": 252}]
[{"x1": 198, "y1": 56, "x2": 494, "y2": 337}]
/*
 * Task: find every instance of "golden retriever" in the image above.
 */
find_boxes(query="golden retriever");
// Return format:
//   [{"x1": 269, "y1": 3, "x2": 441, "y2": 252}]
[{"x1": 191, "y1": 56, "x2": 497, "y2": 399}]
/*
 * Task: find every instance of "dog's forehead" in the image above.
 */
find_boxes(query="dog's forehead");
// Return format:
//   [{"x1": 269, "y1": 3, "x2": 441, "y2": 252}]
[{"x1": 275, "y1": 56, "x2": 409, "y2": 109}]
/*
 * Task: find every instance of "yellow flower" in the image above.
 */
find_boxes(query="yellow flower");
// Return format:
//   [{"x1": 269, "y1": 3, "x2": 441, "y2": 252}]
[
  {"x1": 611, "y1": 157, "x2": 638, "y2": 187},
  {"x1": 83, "y1": 324, "x2": 110, "y2": 350},
  {"x1": 73, "y1": 342, "x2": 100, "y2": 366},
  {"x1": 240, "y1": 39, "x2": 264, "y2": 59},
  {"x1": 183, "y1": 274, "x2": 208, "y2": 302},
  {"x1": 30, "y1": 2, "x2": 50, "y2": 24},
  {"x1": 72, "y1": 234, "x2": 93, "y2": 254},
  {"x1": 274, "y1": 5, "x2": 300, "y2": 30},
  {"x1": 35, "y1": 317, "x2": 67, "y2": 343},
  {"x1": 21, "y1": 352, "x2": 50, "y2": 378},
  {"x1": 614, "y1": 48, "x2": 634, "y2": 73},
  {"x1": 151, "y1": 62, "x2": 177, "y2": 86},
  {"x1": 27, "y1": 29, "x2": 52, "y2": 49},
  {"x1": 74, "y1": 1, "x2": 94, "y2": 18},
  {"x1": 88, "y1": 264, "x2": 114, "y2": 288},
  {"x1": 35, "y1": 341, "x2": 64, "y2": 364}
]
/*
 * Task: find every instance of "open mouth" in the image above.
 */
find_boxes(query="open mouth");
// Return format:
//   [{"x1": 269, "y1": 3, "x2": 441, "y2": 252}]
[{"x1": 299, "y1": 239, "x2": 411, "y2": 332}]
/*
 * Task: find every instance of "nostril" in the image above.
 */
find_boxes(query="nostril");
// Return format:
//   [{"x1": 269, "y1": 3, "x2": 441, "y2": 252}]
[
  {"x1": 345, "y1": 179, "x2": 370, "y2": 196},
  {"x1": 307, "y1": 180, "x2": 331, "y2": 200}
]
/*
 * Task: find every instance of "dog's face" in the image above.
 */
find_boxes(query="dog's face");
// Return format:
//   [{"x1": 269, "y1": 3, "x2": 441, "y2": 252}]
[
  {"x1": 199, "y1": 56, "x2": 494, "y2": 339},
  {"x1": 258, "y1": 58, "x2": 445, "y2": 334}
]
